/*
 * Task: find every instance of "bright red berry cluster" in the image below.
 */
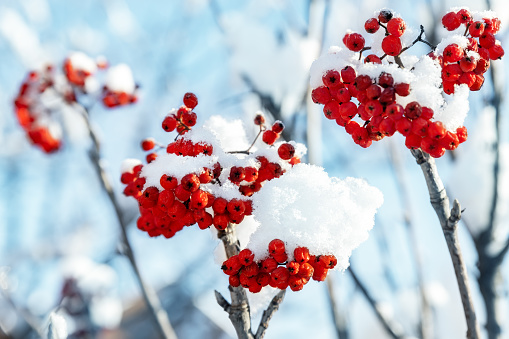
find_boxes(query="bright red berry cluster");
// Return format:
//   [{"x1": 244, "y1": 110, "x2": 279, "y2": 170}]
[
  {"x1": 14, "y1": 69, "x2": 62, "y2": 153},
  {"x1": 121, "y1": 93, "x2": 302, "y2": 239},
  {"x1": 311, "y1": 8, "x2": 503, "y2": 158},
  {"x1": 14, "y1": 53, "x2": 138, "y2": 153},
  {"x1": 222, "y1": 239, "x2": 337, "y2": 293},
  {"x1": 436, "y1": 9, "x2": 503, "y2": 94}
]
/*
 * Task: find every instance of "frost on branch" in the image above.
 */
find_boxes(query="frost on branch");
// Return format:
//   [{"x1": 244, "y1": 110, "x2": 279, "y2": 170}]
[
  {"x1": 309, "y1": 8, "x2": 503, "y2": 158},
  {"x1": 249, "y1": 163, "x2": 384, "y2": 270}
]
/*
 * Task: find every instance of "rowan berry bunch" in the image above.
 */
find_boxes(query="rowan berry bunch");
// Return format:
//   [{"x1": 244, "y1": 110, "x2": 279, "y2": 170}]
[
  {"x1": 14, "y1": 52, "x2": 138, "y2": 153},
  {"x1": 310, "y1": 8, "x2": 504, "y2": 158},
  {"x1": 120, "y1": 92, "x2": 305, "y2": 239},
  {"x1": 222, "y1": 239, "x2": 337, "y2": 293}
]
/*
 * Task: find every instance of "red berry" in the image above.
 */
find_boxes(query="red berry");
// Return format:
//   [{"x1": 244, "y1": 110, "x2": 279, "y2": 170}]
[
  {"x1": 405, "y1": 101, "x2": 422, "y2": 120},
  {"x1": 379, "y1": 118, "x2": 396, "y2": 136},
  {"x1": 141, "y1": 138, "x2": 156, "y2": 151},
  {"x1": 160, "y1": 174, "x2": 178, "y2": 190},
  {"x1": 379, "y1": 87, "x2": 395, "y2": 105},
  {"x1": 394, "y1": 83, "x2": 410, "y2": 96},
  {"x1": 174, "y1": 184, "x2": 191, "y2": 201},
  {"x1": 479, "y1": 33, "x2": 496, "y2": 49},
  {"x1": 395, "y1": 117, "x2": 412, "y2": 136},
  {"x1": 298, "y1": 263, "x2": 314, "y2": 279},
  {"x1": 456, "y1": 126, "x2": 468, "y2": 143},
  {"x1": 405, "y1": 133, "x2": 422, "y2": 150},
  {"x1": 227, "y1": 199, "x2": 246, "y2": 216},
  {"x1": 190, "y1": 189, "x2": 208, "y2": 209},
  {"x1": 322, "y1": 70, "x2": 342, "y2": 88},
  {"x1": 213, "y1": 214, "x2": 229, "y2": 230},
  {"x1": 270, "y1": 267, "x2": 290, "y2": 287},
  {"x1": 353, "y1": 75, "x2": 372, "y2": 91},
  {"x1": 459, "y1": 56, "x2": 477, "y2": 72},
  {"x1": 378, "y1": 72, "x2": 394, "y2": 88},
  {"x1": 469, "y1": 21, "x2": 485, "y2": 37},
  {"x1": 386, "y1": 103, "x2": 404, "y2": 120},
  {"x1": 271, "y1": 121, "x2": 285, "y2": 133},
  {"x1": 421, "y1": 107, "x2": 434, "y2": 120},
  {"x1": 261, "y1": 258, "x2": 278, "y2": 273},
  {"x1": 364, "y1": 18, "x2": 380, "y2": 33},
  {"x1": 289, "y1": 276, "x2": 304, "y2": 291},
  {"x1": 381, "y1": 35, "x2": 402, "y2": 56},
  {"x1": 442, "y1": 63, "x2": 462, "y2": 82},
  {"x1": 229, "y1": 166, "x2": 245, "y2": 183},
  {"x1": 457, "y1": 9, "x2": 472, "y2": 24},
  {"x1": 440, "y1": 131, "x2": 459, "y2": 150},
  {"x1": 443, "y1": 44, "x2": 464, "y2": 63},
  {"x1": 146, "y1": 153, "x2": 157, "y2": 163},
  {"x1": 411, "y1": 117, "x2": 429, "y2": 137},
  {"x1": 181, "y1": 173, "x2": 200, "y2": 192},
  {"x1": 333, "y1": 87, "x2": 351, "y2": 103},
  {"x1": 262, "y1": 130, "x2": 278, "y2": 145},
  {"x1": 294, "y1": 247, "x2": 310, "y2": 263},
  {"x1": 229, "y1": 275, "x2": 241, "y2": 287},
  {"x1": 254, "y1": 113, "x2": 265, "y2": 126},
  {"x1": 311, "y1": 86, "x2": 331, "y2": 104},
  {"x1": 268, "y1": 239, "x2": 286, "y2": 256},
  {"x1": 387, "y1": 17, "x2": 406, "y2": 37},
  {"x1": 181, "y1": 111, "x2": 197, "y2": 127},
  {"x1": 459, "y1": 72, "x2": 476, "y2": 87},
  {"x1": 278, "y1": 143, "x2": 296, "y2": 160},
  {"x1": 341, "y1": 66, "x2": 356, "y2": 84},
  {"x1": 428, "y1": 121, "x2": 446, "y2": 139},
  {"x1": 378, "y1": 10, "x2": 393, "y2": 23},
  {"x1": 442, "y1": 12, "x2": 461, "y2": 31},
  {"x1": 212, "y1": 197, "x2": 228, "y2": 214},
  {"x1": 364, "y1": 54, "x2": 382, "y2": 64},
  {"x1": 323, "y1": 101, "x2": 340, "y2": 119},
  {"x1": 139, "y1": 187, "x2": 159, "y2": 208},
  {"x1": 345, "y1": 33, "x2": 365, "y2": 52},
  {"x1": 488, "y1": 44, "x2": 504, "y2": 60},
  {"x1": 470, "y1": 74, "x2": 485, "y2": 91},
  {"x1": 183, "y1": 92, "x2": 198, "y2": 109},
  {"x1": 286, "y1": 261, "x2": 300, "y2": 275},
  {"x1": 162, "y1": 115, "x2": 177, "y2": 132},
  {"x1": 366, "y1": 84, "x2": 382, "y2": 100},
  {"x1": 238, "y1": 249, "x2": 255, "y2": 266}
]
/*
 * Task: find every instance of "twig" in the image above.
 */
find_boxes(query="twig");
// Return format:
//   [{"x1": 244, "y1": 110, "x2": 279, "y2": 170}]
[
  {"x1": 348, "y1": 267, "x2": 405, "y2": 339},
  {"x1": 325, "y1": 276, "x2": 349, "y2": 339},
  {"x1": 410, "y1": 148, "x2": 481, "y2": 339},
  {"x1": 216, "y1": 225, "x2": 285, "y2": 339},
  {"x1": 254, "y1": 290, "x2": 286, "y2": 339},
  {"x1": 388, "y1": 141, "x2": 432, "y2": 339},
  {"x1": 75, "y1": 103, "x2": 177, "y2": 339}
]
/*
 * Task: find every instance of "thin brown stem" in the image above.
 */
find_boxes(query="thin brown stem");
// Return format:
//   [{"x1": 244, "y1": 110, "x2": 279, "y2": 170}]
[
  {"x1": 229, "y1": 125, "x2": 265, "y2": 155},
  {"x1": 75, "y1": 103, "x2": 177, "y2": 339},
  {"x1": 411, "y1": 148, "x2": 481, "y2": 339}
]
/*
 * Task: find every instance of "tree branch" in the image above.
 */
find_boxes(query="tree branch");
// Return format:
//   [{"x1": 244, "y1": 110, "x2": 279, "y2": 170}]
[
  {"x1": 254, "y1": 290, "x2": 286, "y2": 339},
  {"x1": 348, "y1": 267, "x2": 405, "y2": 339},
  {"x1": 76, "y1": 103, "x2": 177, "y2": 339},
  {"x1": 410, "y1": 148, "x2": 481, "y2": 339}
]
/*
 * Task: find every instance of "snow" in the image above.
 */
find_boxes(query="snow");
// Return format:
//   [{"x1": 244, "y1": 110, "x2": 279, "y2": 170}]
[
  {"x1": 120, "y1": 158, "x2": 142, "y2": 173},
  {"x1": 105, "y1": 64, "x2": 135, "y2": 93},
  {"x1": 68, "y1": 52, "x2": 97, "y2": 74},
  {"x1": 46, "y1": 312, "x2": 68, "y2": 339},
  {"x1": 249, "y1": 163, "x2": 383, "y2": 268}
]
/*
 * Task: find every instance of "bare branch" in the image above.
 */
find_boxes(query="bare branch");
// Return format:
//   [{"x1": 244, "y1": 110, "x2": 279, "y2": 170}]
[
  {"x1": 410, "y1": 148, "x2": 481, "y2": 339},
  {"x1": 76, "y1": 103, "x2": 177, "y2": 339},
  {"x1": 325, "y1": 276, "x2": 349, "y2": 339},
  {"x1": 215, "y1": 290, "x2": 231, "y2": 313},
  {"x1": 254, "y1": 290, "x2": 286, "y2": 339},
  {"x1": 348, "y1": 267, "x2": 405, "y2": 339}
]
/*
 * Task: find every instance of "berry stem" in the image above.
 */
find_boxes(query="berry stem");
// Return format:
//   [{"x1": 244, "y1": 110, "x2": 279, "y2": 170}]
[
  {"x1": 76, "y1": 103, "x2": 178, "y2": 339},
  {"x1": 229, "y1": 125, "x2": 265, "y2": 155},
  {"x1": 398, "y1": 25, "x2": 435, "y2": 57},
  {"x1": 358, "y1": 46, "x2": 372, "y2": 60},
  {"x1": 411, "y1": 148, "x2": 481, "y2": 339}
]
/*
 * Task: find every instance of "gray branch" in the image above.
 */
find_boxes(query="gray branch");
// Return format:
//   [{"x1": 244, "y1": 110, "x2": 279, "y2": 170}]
[
  {"x1": 254, "y1": 290, "x2": 285, "y2": 339},
  {"x1": 76, "y1": 103, "x2": 177, "y2": 339},
  {"x1": 348, "y1": 267, "x2": 406, "y2": 339},
  {"x1": 411, "y1": 149, "x2": 481, "y2": 339}
]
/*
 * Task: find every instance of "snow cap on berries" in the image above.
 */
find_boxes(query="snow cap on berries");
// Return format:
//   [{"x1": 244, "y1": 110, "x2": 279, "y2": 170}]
[
  {"x1": 105, "y1": 64, "x2": 136, "y2": 94},
  {"x1": 248, "y1": 163, "x2": 383, "y2": 270}
]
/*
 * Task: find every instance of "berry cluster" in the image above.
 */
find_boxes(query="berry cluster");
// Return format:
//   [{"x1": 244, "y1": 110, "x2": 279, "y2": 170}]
[
  {"x1": 310, "y1": 8, "x2": 503, "y2": 158},
  {"x1": 436, "y1": 9, "x2": 503, "y2": 94},
  {"x1": 222, "y1": 239, "x2": 337, "y2": 293},
  {"x1": 14, "y1": 69, "x2": 62, "y2": 153},
  {"x1": 14, "y1": 52, "x2": 138, "y2": 153},
  {"x1": 121, "y1": 93, "x2": 304, "y2": 239}
]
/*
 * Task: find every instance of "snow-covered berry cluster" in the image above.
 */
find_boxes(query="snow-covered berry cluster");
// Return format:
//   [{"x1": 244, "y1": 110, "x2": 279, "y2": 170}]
[
  {"x1": 120, "y1": 93, "x2": 304, "y2": 239},
  {"x1": 310, "y1": 8, "x2": 503, "y2": 158},
  {"x1": 14, "y1": 52, "x2": 138, "y2": 153},
  {"x1": 222, "y1": 240, "x2": 337, "y2": 293}
]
